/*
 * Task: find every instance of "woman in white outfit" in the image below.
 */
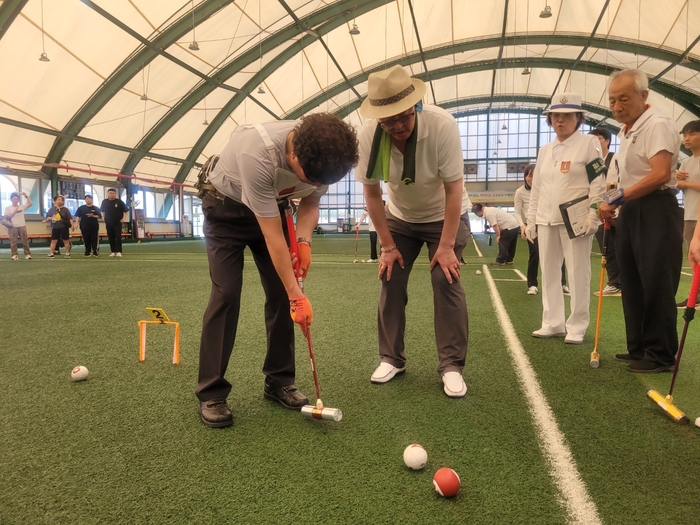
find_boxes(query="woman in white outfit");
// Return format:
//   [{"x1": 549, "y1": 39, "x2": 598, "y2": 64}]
[{"x1": 526, "y1": 93, "x2": 606, "y2": 344}]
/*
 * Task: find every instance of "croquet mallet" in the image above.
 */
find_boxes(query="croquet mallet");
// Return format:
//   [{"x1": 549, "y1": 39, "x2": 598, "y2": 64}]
[
  {"x1": 353, "y1": 226, "x2": 359, "y2": 263},
  {"x1": 646, "y1": 265, "x2": 700, "y2": 425},
  {"x1": 590, "y1": 219, "x2": 611, "y2": 368},
  {"x1": 285, "y1": 209, "x2": 343, "y2": 422}
]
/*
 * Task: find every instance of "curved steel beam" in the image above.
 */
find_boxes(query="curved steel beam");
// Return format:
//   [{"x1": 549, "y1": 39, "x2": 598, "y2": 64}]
[
  {"x1": 41, "y1": 0, "x2": 233, "y2": 178},
  {"x1": 0, "y1": 0, "x2": 28, "y2": 41},
  {"x1": 331, "y1": 57, "x2": 700, "y2": 118},
  {"x1": 167, "y1": 0, "x2": 392, "y2": 184}
]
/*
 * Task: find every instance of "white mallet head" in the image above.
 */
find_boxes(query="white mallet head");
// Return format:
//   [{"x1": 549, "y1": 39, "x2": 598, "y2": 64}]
[
  {"x1": 71, "y1": 365, "x2": 89, "y2": 381},
  {"x1": 403, "y1": 444, "x2": 428, "y2": 470}
]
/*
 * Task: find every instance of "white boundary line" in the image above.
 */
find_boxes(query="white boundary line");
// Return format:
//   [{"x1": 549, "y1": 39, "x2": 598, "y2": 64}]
[{"x1": 483, "y1": 263, "x2": 602, "y2": 525}]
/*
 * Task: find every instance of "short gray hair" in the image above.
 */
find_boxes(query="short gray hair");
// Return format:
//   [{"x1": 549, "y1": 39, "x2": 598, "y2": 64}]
[{"x1": 609, "y1": 69, "x2": 648, "y2": 93}]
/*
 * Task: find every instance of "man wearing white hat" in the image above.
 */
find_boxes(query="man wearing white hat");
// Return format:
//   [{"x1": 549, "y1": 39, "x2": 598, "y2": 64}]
[
  {"x1": 526, "y1": 93, "x2": 606, "y2": 345},
  {"x1": 355, "y1": 65, "x2": 470, "y2": 398}
]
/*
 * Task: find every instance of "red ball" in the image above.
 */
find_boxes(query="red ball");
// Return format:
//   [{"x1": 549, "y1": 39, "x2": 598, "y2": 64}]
[{"x1": 433, "y1": 467, "x2": 460, "y2": 498}]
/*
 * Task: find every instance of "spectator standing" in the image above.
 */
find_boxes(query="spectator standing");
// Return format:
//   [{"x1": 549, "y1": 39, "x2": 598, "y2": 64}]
[
  {"x1": 100, "y1": 188, "x2": 128, "y2": 257},
  {"x1": 472, "y1": 204, "x2": 519, "y2": 266},
  {"x1": 588, "y1": 127, "x2": 622, "y2": 297},
  {"x1": 674, "y1": 120, "x2": 700, "y2": 307},
  {"x1": 73, "y1": 194, "x2": 102, "y2": 257},
  {"x1": 356, "y1": 205, "x2": 380, "y2": 262},
  {"x1": 4, "y1": 191, "x2": 32, "y2": 260},
  {"x1": 46, "y1": 195, "x2": 73, "y2": 258},
  {"x1": 525, "y1": 93, "x2": 606, "y2": 345},
  {"x1": 599, "y1": 69, "x2": 683, "y2": 373},
  {"x1": 355, "y1": 65, "x2": 470, "y2": 398}
]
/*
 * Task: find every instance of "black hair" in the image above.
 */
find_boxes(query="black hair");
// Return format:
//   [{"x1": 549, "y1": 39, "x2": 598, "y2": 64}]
[
  {"x1": 471, "y1": 203, "x2": 484, "y2": 214},
  {"x1": 588, "y1": 127, "x2": 612, "y2": 145},
  {"x1": 293, "y1": 113, "x2": 359, "y2": 185},
  {"x1": 681, "y1": 120, "x2": 700, "y2": 135}
]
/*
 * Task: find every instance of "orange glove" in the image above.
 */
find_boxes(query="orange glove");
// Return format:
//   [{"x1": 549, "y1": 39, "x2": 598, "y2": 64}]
[
  {"x1": 297, "y1": 241, "x2": 311, "y2": 276},
  {"x1": 289, "y1": 296, "x2": 313, "y2": 330}
]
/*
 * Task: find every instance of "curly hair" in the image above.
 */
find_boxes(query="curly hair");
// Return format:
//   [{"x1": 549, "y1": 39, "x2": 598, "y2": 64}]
[{"x1": 293, "y1": 113, "x2": 359, "y2": 185}]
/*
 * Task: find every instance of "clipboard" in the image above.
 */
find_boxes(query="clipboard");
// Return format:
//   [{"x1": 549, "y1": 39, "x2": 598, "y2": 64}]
[{"x1": 559, "y1": 195, "x2": 590, "y2": 239}]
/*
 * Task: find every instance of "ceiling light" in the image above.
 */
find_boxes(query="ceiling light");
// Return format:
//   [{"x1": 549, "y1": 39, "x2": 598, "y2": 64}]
[
  {"x1": 188, "y1": 0, "x2": 199, "y2": 51},
  {"x1": 539, "y1": 5, "x2": 552, "y2": 18},
  {"x1": 203, "y1": 119, "x2": 209, "y2": 126},
  {"x1": 257, "y1": 86, "x2": 266, "y2": 94},
  {"x1": 497, "y1": 139, "x2": 502, "y2": 144},
  {"x1": 521, "y1": 67, "x2": 531, "y2": 75},
  {"x1": 140, "y1": 94, "x2": 148, "y2": 101},
  {"x1": 39, "y1": 52, "x2": 50, "y2": 62},
  {"x1": 501, "y1": 124, "x2": 507, "y2": 130},
  {"x1": 349, "y1": 24, "x2": 360, "y2": 36},
  {"x1": 189, "y1": 41, "x2": 200, "y2": 51},
  {"x1": 39, "y1": 0, "x2": 49, "y2": 62}
]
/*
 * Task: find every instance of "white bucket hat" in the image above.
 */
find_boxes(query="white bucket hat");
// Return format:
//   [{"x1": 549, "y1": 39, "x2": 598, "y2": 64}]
[
  {"x1": 543, "y1": 92, "x2": 584, "y2": 114},
  {"x1": 360, "y1": 65, "x2": 426, "y2": 119}
]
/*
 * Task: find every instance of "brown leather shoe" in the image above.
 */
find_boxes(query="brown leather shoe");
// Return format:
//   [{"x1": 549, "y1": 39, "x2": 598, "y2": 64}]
[
  {"x1": 199, "y1": 398, "x2": 233, "y2": 428},
  {"x1": 264, "y1": 383, "x2": 309, "y2": 410}
]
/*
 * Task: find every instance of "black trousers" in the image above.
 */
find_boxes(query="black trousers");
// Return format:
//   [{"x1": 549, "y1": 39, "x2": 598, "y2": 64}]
[
  {"x1": 526, "y1": 235, "x2": 567, "y2": 288},
  {"x1": 496, "y1": 228, "x2": 519, "y2": 263},
  {"x1": 196, "y1": 193, "x2": 295, "y2": 402},
  {"x1": 81, "y1": 228, "x2": 99, "y2": 255},
  {"x1": 369, "y1": 231, "x2": 378, "y2": 260},
  {"x1": 616, "y1": 190, "x2": 683, "y2": 365},
  {"x1": 595, "y1": 222, "x2": 620, "y2": 287},
  {"x1": 106, "y1": 223, "x2": 122, "y2": 253}
]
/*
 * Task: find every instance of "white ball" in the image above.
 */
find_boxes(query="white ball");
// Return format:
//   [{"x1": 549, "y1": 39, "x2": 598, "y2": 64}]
[
  {"x1": 71, "y1": 365, "x2": 89, "y2": 382},
  {"x1": 403, "y1": 444, "x2": 428, "y2": 470},
  {"x1": 476, "y1": 270, "x2": 482, "y2": 275},
  {"x1": 695, "y1": 417, "x2": 700, "y2": 428},
  {"x1": 361, "y1": 259, "x2": 365, "y2": 263}
]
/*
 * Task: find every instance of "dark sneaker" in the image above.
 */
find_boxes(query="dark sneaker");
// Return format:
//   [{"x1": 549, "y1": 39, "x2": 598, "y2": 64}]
[
  {"x1": 490, "y1": 261, "x2": 505, "y2": 266},
  {"x1": 198, "y1": 398, "x2": 233, "y2": 428},
  {"x1": 615, "y1": 353, "x2": 640, "y2": 362},
  {"x1": 626, "y1": 359, "x2": 674, "y2": 373},
  {"x1": 264, "y1": 383, "x2": 309, "y2": 410}
]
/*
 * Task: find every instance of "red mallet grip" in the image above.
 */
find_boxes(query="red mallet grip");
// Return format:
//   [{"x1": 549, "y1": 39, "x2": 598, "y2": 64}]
[{"x1": 687, "y1": 265, "x2": 700, "y2": 309}]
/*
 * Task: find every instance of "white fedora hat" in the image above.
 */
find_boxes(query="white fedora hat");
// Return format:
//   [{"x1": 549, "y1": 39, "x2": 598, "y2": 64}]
[
  {"x1": 360, "y1": 65, "x2": 426, "y2": 119},
  {"x1": 543, "y1": 92, "x2": 584, "y2": 114}
]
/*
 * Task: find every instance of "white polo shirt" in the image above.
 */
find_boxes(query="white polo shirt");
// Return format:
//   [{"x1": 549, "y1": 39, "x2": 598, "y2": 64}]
[
  {"x1": 355, "y1": 105, "x2": 467, "y2": 223},
  {"x1": 616, "y1": 106, "x2": 680, "y2": 191},
  {"x1": 482, "y1": 206, "x2": 520, "y2": 231},
  {"x1": 527, "y1": 131, "x2": 606, "y2": 226},
  {"x1": 680, "y1": 155, "x2": 700, "y2": 221},
  {"x1": 513, "y1": 185, "x2": 530, "y2": 226}
]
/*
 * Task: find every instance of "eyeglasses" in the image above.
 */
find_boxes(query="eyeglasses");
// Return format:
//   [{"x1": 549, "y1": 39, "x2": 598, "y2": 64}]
[{"x1": 378, "y1": 111, "x2": 415, "y2": 130}]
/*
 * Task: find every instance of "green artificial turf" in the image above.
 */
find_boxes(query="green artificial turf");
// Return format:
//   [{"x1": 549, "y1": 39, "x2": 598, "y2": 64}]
[{"x1": 1, "y1": 235, "x2": 699, "y2": 524}]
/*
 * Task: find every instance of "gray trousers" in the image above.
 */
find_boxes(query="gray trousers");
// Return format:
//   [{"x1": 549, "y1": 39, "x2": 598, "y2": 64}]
[
  {"x1": 8, "y1": 226, "x2": 30, "y2": 256},
  {"x1": 196, "y1": 192, "x2": 295, "y2": 402},
  {"x1": 378, "y1": 211, "x2": 469, "y2": 375}
]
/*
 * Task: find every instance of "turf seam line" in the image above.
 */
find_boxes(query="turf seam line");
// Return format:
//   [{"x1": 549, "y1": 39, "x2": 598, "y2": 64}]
[
  {"x1": 483, "y1": 263, "x2": 602, "y2": 525},
  {"x1": 471, "y1": 235, "x2": 483, "y2": 258}
]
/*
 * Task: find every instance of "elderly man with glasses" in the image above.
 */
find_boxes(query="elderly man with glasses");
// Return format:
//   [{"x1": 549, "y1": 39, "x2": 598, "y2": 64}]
[{"x1": 355, "y1": 65, "x2": 470, "y2": 398}]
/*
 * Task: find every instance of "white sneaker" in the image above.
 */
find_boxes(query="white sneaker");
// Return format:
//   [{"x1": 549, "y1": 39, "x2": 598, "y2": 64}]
[
  {"x1": 109, "y1": 253, "x2": 116, "y2": 257},
  {"x1": 564, "y1": 333, "x2": 584, "y2": 345},
  {"x1": 527, "y1": 286, "x2": 538, "y2": 295},
  {"x1": 532, "y1": 328, "x2": 566, "y2": 339},
  {"x1": 25, "y1": 254, "x2": 31, "y2": 260},
  {"x1": 116, "y1": 252, "x2": 122, "y2": 257},
  {"x1": 370, "y1": 362, "x2": 405, "y2": 384},
  {"x1": 367, "y1": 259, "x2": 377, "y2": 263},
  {"x1": 562, "y1": 285, "x2": 570, "y2": 296},
  {"x1": 442, "y1": 371, "x2": 467, "y2": 398},
  {"x1": 11, "y1": 255, "x2": 18, "y2": 261},
  {"x1": 594, "y1": 285, "x2": 622, "y2": 297}
]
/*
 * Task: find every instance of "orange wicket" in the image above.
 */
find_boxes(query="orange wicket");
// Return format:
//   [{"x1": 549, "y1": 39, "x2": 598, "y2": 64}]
[{"x1": 138, "y1": 320, "x2": 180, "y2": 364}]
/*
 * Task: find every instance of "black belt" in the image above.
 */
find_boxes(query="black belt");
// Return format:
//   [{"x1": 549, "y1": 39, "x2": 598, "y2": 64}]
[{"x1": 204, "y1": 189, "x2": 290, "y2": 213}]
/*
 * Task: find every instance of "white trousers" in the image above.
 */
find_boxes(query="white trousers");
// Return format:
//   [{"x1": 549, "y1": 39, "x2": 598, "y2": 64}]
[{"x1": 538, "y1": 224, "x2": 593, "y2": 337}]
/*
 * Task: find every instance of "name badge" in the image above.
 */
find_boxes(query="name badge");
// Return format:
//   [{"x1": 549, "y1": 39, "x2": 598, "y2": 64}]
[{"x1": 560, "y1": 161, "x2": 571, "y2": 173}]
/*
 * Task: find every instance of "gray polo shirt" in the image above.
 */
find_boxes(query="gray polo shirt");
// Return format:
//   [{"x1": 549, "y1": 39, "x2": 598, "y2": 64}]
[{"x1": 208, "y1": 121, "x2": 327, "y2": 218}]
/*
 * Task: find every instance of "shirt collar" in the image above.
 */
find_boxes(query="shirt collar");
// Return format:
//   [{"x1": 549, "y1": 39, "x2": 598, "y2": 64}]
[
  {"x1": 622, "y1": 105, "x2": 655, "y2": 136},
  {"x1": 554, "y1": 131, "x2": 581, "y2": 147}
]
